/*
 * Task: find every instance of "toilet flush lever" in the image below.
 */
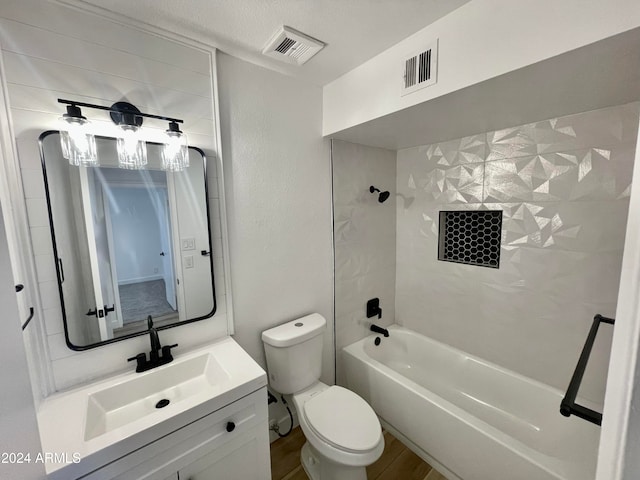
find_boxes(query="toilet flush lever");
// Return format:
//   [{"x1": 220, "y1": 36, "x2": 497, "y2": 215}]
[{"x1": 366, "y1": 298, "x2": 382, "y2": 319}]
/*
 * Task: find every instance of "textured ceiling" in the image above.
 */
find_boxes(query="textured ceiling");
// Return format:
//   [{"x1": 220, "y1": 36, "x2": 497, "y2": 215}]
[{"x1": 71, "y1": 0, "x2": 471, "y2": 85}]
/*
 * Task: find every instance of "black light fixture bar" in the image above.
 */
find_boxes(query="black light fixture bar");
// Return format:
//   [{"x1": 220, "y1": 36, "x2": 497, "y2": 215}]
[{"x1": 58, "y1": 98, "x2": 184, "y2": 124}]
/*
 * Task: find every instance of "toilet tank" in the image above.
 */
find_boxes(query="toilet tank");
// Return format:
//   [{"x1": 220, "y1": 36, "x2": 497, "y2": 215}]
[{"x1": 262, "y1": 313, "x2": 326, "y2": 394}]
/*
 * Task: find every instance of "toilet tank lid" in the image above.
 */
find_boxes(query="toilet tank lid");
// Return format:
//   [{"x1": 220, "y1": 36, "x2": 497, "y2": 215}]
[{"x1": 262, "y1": 313, "x2": 326, "y2": 347}]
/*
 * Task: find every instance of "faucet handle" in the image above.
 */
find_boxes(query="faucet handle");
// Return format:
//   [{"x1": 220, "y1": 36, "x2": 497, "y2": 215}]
[
  {"x1": 127, "y1": 353, "x2": 147, "y2": 373},
  {"x1": 161, "y1": 343, "x2": 178, "y2": 362},
  {"x1": 366, "y1": 298, "x2": 383, "y2": 319},
  {"x1": 127, "y1": 353, "x2": 145, "y2": 362}
]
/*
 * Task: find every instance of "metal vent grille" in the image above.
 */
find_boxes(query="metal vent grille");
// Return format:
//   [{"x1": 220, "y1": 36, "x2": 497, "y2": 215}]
[
  {"x1": 290, "y1": 43, "x2": 311, "y2": 60},
  {"x1": 402, "y1": 39, "x2": 438, "y2": 96},
  {"x1": 405, "y1": 56, "x2": 417, "y2": 88},
  {"x1": 276, "y1": 37, "x2": 297, "y2": 53},
  {"x1": 263, "y1": 26, "x2": 325, "y2": 66},
  {"x1": 418, "y1": 50, "x2": 431, "y2": 83},
  {"x1": 438, "y1": 210, "x2": 502, "y2": 268}
]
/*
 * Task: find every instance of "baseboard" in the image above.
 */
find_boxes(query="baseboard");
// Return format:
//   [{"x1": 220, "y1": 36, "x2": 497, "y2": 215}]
[{"x1": 118, "y1": 275, "x2": 163, "y2": 286}]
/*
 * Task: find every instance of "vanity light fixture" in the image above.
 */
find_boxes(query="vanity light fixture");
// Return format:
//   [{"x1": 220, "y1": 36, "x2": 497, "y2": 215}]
[
  {"x1": 110, "y1": 102, "x2": 147, "y2": 170},
  {"x1": 58, "y1": 104, "x2": 98, "y2": 166},
  {"x1": 57, "y1": 99, "x2": 186, "y2": 171}
]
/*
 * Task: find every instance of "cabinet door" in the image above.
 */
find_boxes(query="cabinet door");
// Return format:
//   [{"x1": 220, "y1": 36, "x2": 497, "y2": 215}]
[
  {"x1": 87, "y1": 389, "x2": 270, "y2": 480},
  {"x1": 178, "y1": 426, "x2": 270, "y2": 480}
]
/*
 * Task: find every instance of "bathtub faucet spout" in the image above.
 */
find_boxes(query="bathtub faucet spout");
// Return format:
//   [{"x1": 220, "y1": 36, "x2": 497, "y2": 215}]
[{"x1": 370, "y1": 324, "x2": 389, "y2": 337}]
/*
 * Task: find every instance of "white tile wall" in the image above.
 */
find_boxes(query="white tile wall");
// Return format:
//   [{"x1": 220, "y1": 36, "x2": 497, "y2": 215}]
[
  {"x1": 332, "y1": 139, "x2": 396, "y2": 385},
  {"x1": 0, "y1": 0, "x2": 229, "y2": 393},
  {"x1": 396, "y1": 102, "x2": 640, "y2": 405}
]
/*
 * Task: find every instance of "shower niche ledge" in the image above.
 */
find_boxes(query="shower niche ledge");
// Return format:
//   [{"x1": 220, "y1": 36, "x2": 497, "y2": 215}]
[{"x1": 37, "y1": 337, "x2": 270, "y2": 480}]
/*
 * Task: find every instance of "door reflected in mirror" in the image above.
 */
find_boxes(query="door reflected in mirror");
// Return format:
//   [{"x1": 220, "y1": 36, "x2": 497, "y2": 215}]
[{"x1": 40, "y1": 132, "x2": 216, "y2": 349}]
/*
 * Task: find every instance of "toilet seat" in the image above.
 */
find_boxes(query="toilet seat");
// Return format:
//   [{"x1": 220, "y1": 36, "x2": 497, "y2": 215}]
[{"x1": 303, "y1": 386, "x2": 381, "y2": 454}]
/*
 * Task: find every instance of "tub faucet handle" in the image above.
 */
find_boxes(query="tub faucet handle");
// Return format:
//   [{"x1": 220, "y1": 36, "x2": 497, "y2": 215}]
[{"x1": 366, "y1": 298, "x2": 382, "y2": 319}]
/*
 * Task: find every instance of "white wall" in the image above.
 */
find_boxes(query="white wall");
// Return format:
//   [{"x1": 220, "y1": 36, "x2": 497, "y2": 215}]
[
  {"x1": 110, "y1": 187, "x2": 164, "y2": 283},
  {"x1": 216, "y1": 53, "x2": 333, "y2": 394},
  {"x1": 619, "y1": 203, "x2": 640, "y2": 480},
  {"x1": 332, "y1": 140, "x2": 396, "y2": 385},
  {"x1": 0, "y1": 0, "x2": 229, "y2": 392},
  {"x1": 395, "y1": 102, "x2": 639, "y2": 405},
  {"x1": 599, "y1": 113, "x2": 640, "y2": 480},
  {"x1": 0, "y1": 205, "x2": 45, "y2": 479},
  {"x1": 323, "y1": 0, "x2": 640, "y2": 136}
]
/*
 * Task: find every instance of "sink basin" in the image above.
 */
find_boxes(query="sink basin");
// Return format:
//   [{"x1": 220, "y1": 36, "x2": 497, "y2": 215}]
[{"x1": 84, "y1": 352, "x2": 229, "y2": 440}]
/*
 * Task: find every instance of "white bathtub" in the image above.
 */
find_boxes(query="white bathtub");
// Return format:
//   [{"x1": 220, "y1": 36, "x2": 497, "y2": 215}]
[{"x1": 342, "y1": 325, "x2": 600, "y2": 480}]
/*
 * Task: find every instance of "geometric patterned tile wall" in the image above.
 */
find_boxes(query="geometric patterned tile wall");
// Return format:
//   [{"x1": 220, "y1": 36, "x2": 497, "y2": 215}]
[
  {"x1": 396, "y1": 102, "x2": 640, "y2": 405},
  {"x1": 332, "y1": 140, "x2": 396, "y2": 386}
]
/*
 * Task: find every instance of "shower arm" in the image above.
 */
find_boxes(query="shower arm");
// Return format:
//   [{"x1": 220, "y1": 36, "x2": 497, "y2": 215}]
[{"x1": 560, "y1": 314, "x2": 615, "y2": 426}]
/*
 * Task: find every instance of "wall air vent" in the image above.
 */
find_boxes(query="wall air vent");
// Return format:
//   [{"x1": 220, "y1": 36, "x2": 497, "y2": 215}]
[
  {"x1": 263, "y1": 26, "x2": 325, "y2": 66},
  {"x1": 401, "y1": 39, "x2": 438, "y2": 96}
]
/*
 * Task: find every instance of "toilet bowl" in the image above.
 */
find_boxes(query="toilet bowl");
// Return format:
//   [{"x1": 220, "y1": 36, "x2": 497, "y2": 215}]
[
  {"x1": 293, "y1": 382, "x2": 384, "y2": 480},
  {"x1": 262, "y1": 314, "x2": 384, "y2": 480}
]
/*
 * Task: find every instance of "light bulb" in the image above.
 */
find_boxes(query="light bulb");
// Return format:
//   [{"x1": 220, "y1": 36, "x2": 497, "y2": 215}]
[
  {"x1": 59, "y1": 107, "x2": 97, "y2": 166},
  {"x1": 162, "y1": 122, "x2": 189, "y2": 172},
  {"x1": 116, "y1": 124, "x2": 147, "y2": 170}
]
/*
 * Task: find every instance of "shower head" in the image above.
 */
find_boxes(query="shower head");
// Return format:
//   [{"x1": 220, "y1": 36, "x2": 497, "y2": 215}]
[{"x1": 370, "y1": 185, "x2": 390, "y2": 203}]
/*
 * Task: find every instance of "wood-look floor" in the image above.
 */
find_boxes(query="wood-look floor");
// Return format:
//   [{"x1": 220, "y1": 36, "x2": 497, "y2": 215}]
[{"x1": 270, "y1": 427, "x2": 447, "y2": 480}]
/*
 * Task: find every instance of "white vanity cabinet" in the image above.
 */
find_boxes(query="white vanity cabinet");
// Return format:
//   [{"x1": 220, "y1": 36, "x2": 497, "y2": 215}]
[
  {"x1": 39, "y1": 337, "x2": 270, "y2": 480},
  {"x1": 84, "y1": 388, "x2": 270, "y2": 480}
]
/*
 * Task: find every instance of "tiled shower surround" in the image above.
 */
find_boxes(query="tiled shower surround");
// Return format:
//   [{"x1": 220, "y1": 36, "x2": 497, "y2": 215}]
[
  {"x1": 332, "y1": 140, "x2": 396, "y2": 384},
  {"x1": 396, "y1": 102, "x2": 639, "y2": 404},
  {"x1": 333, "y1": 102, "x2": 639, "y2": 403}
]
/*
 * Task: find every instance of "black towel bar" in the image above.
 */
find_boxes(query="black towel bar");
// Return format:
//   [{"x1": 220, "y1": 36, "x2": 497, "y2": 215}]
[
  {"x1": 21, "y1": 307, "x2": 35, "y2": 331},
  {"x1": 560, "y1": 314, "x2": 614, "y2": 426}
]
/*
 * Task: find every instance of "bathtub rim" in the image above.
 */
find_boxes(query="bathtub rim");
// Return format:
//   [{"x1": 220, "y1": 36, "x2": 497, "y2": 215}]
[{"x1": 354, "y1": 324, "x2": 602, "y2": 409}]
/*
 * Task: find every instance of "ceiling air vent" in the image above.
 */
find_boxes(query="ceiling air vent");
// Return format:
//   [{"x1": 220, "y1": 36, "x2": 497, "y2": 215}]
[
  {"x1": 401, "y1": 39, "x2": 438, "y2": 96},
  {"x1": 263, "y1": 26, "x2": 325, "y2": 66}
]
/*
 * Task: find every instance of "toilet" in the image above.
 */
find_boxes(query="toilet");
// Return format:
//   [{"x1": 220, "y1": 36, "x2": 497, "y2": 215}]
[{"x1": 262, "y1": 313, "x2": 384, "y2": 480}]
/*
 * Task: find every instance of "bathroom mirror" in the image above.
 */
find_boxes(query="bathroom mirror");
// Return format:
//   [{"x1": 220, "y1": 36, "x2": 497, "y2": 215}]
[{"x1": 39, "y1": 132, "x2": 216, "y2": 349}]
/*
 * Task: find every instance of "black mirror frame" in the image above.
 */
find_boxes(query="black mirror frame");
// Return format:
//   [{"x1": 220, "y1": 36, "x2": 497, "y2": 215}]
[{"x1": 38, "y1": 130, "x2": 217, "y2": 350}]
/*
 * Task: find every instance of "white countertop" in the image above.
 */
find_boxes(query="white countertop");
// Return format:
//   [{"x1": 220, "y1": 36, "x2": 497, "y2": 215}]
[{"x1": 37, "y1": 336, "x2": 266, "y2": 480}]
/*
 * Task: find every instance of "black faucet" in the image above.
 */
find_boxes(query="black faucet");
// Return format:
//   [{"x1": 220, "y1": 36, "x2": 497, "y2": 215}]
[
  {"x1": 127, "y1": 315, "x2": 178, "y2": 373},
  {"x1": 370, "y1": 324, "x2": 389, "y2": 337},
  {"x1": 148, "y1": 315, "x2": 162, "y2": 364}
]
